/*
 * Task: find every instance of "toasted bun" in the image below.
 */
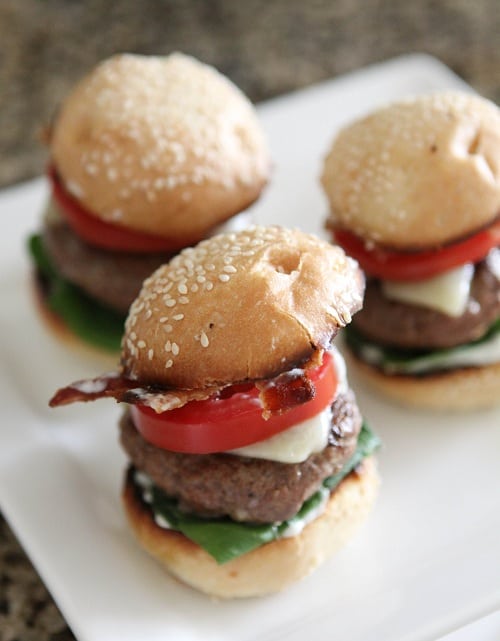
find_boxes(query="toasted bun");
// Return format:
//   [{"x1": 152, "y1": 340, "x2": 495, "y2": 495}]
[
  {"x1": 123, "y1": 457, "x2": 379, "y2": 598},
  {"x1": 50, "y1": 53, "x2": 271, "y2": 243},
  {"x1": 122, "y1": 226, "x2": 364, "y2": 388},
  {"x1": 321, "y1": 91, "x2": 500, "y2": 249},
  {"x1": 346, "y1": 350, "x2": 500, "y2": 411}
]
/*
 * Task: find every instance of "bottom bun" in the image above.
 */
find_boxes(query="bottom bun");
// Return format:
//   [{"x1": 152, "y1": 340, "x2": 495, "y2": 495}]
[
  {"x1": 346, "y1": 350, "x2": 500, "y2": 411},
  {"x1": 31, "y1": 273, "x2": 120, "y2": 367},
  {"x1": 123, "y1": 457, "x2": 379, "y2": 599}
]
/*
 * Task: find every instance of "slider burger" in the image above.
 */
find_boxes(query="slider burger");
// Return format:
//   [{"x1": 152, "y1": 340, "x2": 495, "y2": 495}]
[
  {"x1": 29, "y1": 52, "x2": 270, "y2": 354},
  {"x1": 321, "y1": 92, "x2": 500, "y2": 410},
  {"x1": 50, "y1": 226, "x2": 380, "y2": 598}
]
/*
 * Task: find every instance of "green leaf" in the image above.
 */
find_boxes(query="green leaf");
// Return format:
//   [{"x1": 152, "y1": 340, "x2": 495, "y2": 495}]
[
  {"x1": 147, "y1": 423, "x2": 381, "y2": 564},
  {"x1": 28, "y1": 234, "x2": 124, "y2": 352},
  {"x1": 323, "y1": 423, "x2": 382, "y2": 490}
]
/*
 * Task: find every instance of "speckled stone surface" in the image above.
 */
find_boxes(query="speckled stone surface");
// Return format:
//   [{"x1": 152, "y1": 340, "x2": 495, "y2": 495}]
[{"x1": 1, "y1": 1, "x2": 499, "y2": 639}]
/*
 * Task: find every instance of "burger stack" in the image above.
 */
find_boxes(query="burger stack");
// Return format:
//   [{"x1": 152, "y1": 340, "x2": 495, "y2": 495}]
[
  {"x1": 321, "y1": 91, "x2": 500, "y2": 410},
  {"x1": 50, "y1": 226, "x2": 380, "y2": 598}
]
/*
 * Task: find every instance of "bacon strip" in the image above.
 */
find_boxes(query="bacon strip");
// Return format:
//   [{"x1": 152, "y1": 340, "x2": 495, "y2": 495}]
[
  {"x1": 49, "y1": 373, "x2": 220, "y2": 413},
  {"x1": 49, "y1": 351, "x2": 325, "y2": 415}
]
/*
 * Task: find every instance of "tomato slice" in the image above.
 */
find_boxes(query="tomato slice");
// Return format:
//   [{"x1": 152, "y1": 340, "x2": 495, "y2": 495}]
[
  {"x1": 49, "y1": 166, "x2": 185, "y2": 253},
  {"x1": 334, "y1": 221, "x2": 500, "y2": 281},
  {"x1": 130, "y1": 353, "x2": 338, "y2": 454}
]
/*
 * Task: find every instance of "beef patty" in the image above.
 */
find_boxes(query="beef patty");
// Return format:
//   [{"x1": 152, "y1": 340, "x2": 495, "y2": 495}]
[
  {"x1": 42, "y1": 220, "x2": 172, "y2": 313},
  {"x1": 352, "y1": 260, "x2": 500, "y2": 350},
  {"x1": 119, "y1": 389, "x2": 362, "y2": 524}
]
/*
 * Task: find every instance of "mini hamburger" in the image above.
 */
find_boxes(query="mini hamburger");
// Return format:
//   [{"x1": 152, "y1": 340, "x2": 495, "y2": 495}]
[
  {"x1": 29, "y1": 52, "x2": 270, "y2": 354},
  {"x1": 50, "y1": 226, "x2": 380, "y2": 598},
  {"x1": 321, "y1": 91, "x2": 500, "y2": 411}
]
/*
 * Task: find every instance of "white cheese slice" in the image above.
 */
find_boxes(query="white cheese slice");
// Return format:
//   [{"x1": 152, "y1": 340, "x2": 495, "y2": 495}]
[
  {"x1": 382, "y1": 263, "x2": 474, "y2": 317},
  {"x1": 228, "y1": 405, "x2": 333, "y2": 464}
]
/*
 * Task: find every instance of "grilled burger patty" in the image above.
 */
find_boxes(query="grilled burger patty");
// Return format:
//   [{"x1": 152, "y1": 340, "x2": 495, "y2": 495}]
[
  {"x1": 119, "y1": 389, "x2": 362, "y2": 524},
  {"x1": 42, "y1": 220, "x2": 171, "y2": 313},
  {"x1": 351, "y1": 261, "x2": 500, "y2": 351}
]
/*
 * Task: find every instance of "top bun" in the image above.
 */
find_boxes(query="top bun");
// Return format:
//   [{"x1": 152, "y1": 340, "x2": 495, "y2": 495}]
[
  {"x1": 122, "y1": 226, "x2": 364, "y2": 388},
  {"x1": 50, "y1": 53, "x2": 271, "y2": 243},
  {"x1": 321, "y1": 91, "x2": 500, "y2": 249}
]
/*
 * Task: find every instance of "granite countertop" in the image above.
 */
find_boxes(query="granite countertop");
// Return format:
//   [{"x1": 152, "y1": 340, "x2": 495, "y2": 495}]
[{"x1": 1, "y1": 1, "x2": 499, "y2": 639}]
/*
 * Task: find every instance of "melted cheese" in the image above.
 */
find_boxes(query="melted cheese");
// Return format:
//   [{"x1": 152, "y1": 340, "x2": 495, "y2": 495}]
[
  {"x1": 382, "y1": 263, "x2": 474, "y2": 317},
  {"x1": 228, "y1": 405, "x2": 333, "y2": 463}
]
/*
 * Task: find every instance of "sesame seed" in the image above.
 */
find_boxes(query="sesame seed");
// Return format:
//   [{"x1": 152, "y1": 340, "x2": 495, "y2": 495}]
[
  {"x1": 85, "y1": 163, "x2": 98, "y2": 175},
  {"x1": 148, "y1": 349, "x2": 154, "y2": 360},
  {"x1": 67, "y1": 180, "x2": 84, "y2": 198},
  {"x1": 200, "y1": 331, "x2": 209, "y2": 347},
  {"x1": 165, "y1": 299, "x2": 176, "y2": 307},
  {"x1": 165, "y1": 359, "x2": 173, "y2": 369},
  {"x1": 178, "y1": 283, "x2": 188, "y2": 294},
  {"x1": 164, "y1": 324, "x2": 173, "y2": 333},
  {"x1": 165, "y1": 341, "x2": 172, "y2": 352},
  {"x1": 159, "y1": 316, "x2": 169, "y2": 323},
  {"x1": 178, "y1": 296, "x2": 189, "y2": 304},
  {"x1": 223, "y1": 265, "x2": 237, "y2": 273},
  {"x1": 171, "y1": 342, "x2": 180, "y2": 356},
  {"x1": 204, "y1": 281, "x2": 214, "y2": 291},
  {"x1": 137, "y1": 340, "x2": 146, "y2": 349},
  {"x1": 218, "y1": 274, "x2": 230, "y2": 282},
  {"x1": 173, "y1": 313, "x2": 184, "y2": 320}
]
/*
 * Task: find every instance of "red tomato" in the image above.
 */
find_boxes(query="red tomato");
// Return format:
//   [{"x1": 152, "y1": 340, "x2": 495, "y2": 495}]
[
  {"x1": 49, "y1": 166, "x2": 186, "y2": 253},
  {"x1": 130, "y1": 353, "x2": 338, "y2": 454},
  {"x1": 334, "y1": 222, "x2": 500, "y2": 281}
]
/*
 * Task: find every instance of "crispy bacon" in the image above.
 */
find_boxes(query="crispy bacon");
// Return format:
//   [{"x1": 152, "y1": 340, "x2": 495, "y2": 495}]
[
  {"x1": 49, "y1": 373, "x2": 220, "y2": 413},
  {"x1": 49, "y1": 351, "x2": 324, "y2": 415},
  {"x1": 257, "y1": 369, "x2": 315, "y2": 417}
]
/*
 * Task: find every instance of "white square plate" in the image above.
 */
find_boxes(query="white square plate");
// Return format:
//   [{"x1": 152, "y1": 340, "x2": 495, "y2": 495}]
[{"x1": 0, "y1": 54, "x2": 499, "y2": 641}]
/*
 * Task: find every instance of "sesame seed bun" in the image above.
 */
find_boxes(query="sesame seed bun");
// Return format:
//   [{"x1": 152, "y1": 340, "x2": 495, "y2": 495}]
[
  {"x1": 121, "y1": 226, "x2": 365, "y2": 388},
  {"x1": 346, "y1": 351, "x2": 500, "y2": 411},
  {"x1": 321, "y1": 91, "x2": 500, "y2": 249},
  {"x1": 50, "y1": 53, "x2": 271, "y2": 243},
  {"x1": 123, "y1": 456, "x2": 379, "y2": 599}
]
